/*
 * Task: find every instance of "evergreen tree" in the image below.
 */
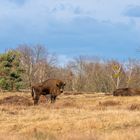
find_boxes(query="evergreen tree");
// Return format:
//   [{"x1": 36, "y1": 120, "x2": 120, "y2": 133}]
[{"x1": 0, "y1": 50, "x2": 24, "y2": 91}]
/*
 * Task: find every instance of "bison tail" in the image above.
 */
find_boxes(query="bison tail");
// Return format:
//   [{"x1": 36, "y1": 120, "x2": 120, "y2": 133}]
[{"x1": 31, "y1": 87, "x2": 35, "y2": 100}]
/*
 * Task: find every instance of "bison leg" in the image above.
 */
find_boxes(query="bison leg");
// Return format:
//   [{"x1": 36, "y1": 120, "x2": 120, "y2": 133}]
[
  {"x1": 34, "y1": 94, "x2": 40, "y2": 105},
  {"x1": 45, "y1": 94, "x2": 51, "y2": 103},
  {"x1": 51, "y1": 95, "x2": 56, "y2": 103},
  {"x1": 53, "y1": 96, "x2": 56, "y2": 102}
]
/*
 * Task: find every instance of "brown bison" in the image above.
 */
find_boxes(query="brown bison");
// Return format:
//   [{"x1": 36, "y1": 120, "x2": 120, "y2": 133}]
[
  {"x1": 31, "y1": 79, "x2": 66, "y2": 105},
  {"x1": 113, "y1": 88, "x2": 140, "y2": 96}
]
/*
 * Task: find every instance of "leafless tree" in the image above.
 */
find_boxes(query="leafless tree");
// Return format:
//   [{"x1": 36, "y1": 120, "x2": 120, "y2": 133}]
[{"x1": 17, "y1": 44, "x2": 57, "y2": 88}]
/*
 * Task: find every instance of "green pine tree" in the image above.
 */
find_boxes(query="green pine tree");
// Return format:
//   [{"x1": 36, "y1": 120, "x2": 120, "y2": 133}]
[{"x1": 0, "y1": 50, "x2": 24, "y2": 91}]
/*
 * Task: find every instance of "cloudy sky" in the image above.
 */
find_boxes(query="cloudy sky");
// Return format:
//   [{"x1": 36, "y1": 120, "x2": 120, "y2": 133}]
[{"x1": 0, "y1": 0, "x2": 140, "y2": 63}]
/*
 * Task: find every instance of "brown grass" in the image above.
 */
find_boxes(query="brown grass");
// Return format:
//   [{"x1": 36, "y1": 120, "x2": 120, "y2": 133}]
[
  {"x1": 0, "y1": 95, "x2": 32, "y2": 106},
  {"x1": 0, "y1": 92, "x2": 140, "y2": 140}
]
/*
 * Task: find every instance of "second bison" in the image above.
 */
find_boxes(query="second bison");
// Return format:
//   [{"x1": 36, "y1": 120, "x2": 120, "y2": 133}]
[
  {"x1": 31, "y1": 79, "x2": 66, "y2": 105},
  {"x1": 113, "y1": 88, "x2": 140, "y2": 96}
]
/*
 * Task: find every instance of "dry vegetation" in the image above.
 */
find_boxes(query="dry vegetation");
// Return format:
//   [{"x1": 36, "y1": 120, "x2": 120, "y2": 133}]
[{"x1": 0, "y1": 92, "x2": 140, "y2": 140}]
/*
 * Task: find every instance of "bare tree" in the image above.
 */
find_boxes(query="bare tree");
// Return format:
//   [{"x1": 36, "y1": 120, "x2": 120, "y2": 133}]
[
  {"x1": 17, "y1": 44, "x2": 57, "y2": 88},
  {"x1": 124, "y1": 59, "x2": 140, "y2": 88},
  {"x1": 65, "y1": 56, "x2": 112, "y2": 92}
]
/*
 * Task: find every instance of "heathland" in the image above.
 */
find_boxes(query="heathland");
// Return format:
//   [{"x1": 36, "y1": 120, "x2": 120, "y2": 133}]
[{"x1": 0, "y1": 92, "x2": 140, "y2": 140}]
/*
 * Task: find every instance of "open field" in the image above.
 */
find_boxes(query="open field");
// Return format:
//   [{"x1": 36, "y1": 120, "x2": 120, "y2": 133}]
[{"x1": 0, "y1": 92, "x2": 140, "y2": 140}]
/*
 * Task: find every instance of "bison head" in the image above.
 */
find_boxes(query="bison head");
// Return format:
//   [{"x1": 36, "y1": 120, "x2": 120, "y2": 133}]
[
  {"x1": 113, "y1": 90, "x2": 119, "y2": 96},
  {"x1": 56, "y1": 81, "x2": 66, "y2": 93}
]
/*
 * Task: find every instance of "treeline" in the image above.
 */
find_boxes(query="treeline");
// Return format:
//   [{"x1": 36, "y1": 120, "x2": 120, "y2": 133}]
[{"x1": 0, "y1": 45, "x2": 140, "y2": 92}]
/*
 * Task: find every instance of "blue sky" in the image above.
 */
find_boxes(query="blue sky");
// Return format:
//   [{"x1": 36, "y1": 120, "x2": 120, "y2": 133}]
[{"x1": 0, "y1": 0, "x2": 140, "y2": 64}]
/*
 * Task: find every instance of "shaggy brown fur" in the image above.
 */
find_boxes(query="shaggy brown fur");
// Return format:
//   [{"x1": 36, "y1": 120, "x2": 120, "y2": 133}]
[
  {"x1": 113, "y1": 88, "x2": 140, "y2": 96},
  {"x1": 31, "y1": 79, "x2": 66, "y2": 105}
]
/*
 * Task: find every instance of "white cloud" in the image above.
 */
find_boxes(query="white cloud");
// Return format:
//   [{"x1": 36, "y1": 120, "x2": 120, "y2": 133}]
[
  {"x1": 1, "y1": 0, "x2": 140, "y2": 24},
  {"x1": 1, "y1": 0, "x2": 140, "y2": 35},
  {"x1": 0, "y1": 0, "x2": 140, "y2": 60},
  {"x1": 56, "y1": 54, "x2": 73, "y2": 67}
]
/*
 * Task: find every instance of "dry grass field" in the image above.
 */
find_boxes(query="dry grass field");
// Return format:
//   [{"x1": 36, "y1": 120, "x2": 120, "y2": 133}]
[{"x1": 0, "y1": 92, "x2": 140, "y2": 140}]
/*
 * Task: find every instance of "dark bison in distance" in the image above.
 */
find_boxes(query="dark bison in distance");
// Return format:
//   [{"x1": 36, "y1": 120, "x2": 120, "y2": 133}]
[
  {"x1": 113, "y1": 88, "x2": 140, "y2": 96},
  {"x1": 31, "y1": 79, "x2": 66, "y2": 105}
]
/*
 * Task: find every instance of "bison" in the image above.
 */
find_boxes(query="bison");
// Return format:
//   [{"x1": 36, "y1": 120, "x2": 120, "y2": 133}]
[
  {"x1": 113, "y1": 88, "x2": 140, "y2": 96},
  {"x1": 31, "y1": 79, "x2": 66, "y2": 105}
]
